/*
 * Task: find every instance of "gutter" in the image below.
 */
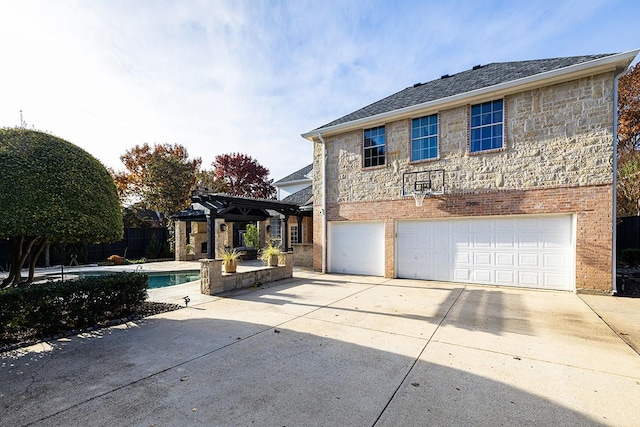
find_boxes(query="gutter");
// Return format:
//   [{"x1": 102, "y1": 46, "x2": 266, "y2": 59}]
[
  {"x1": 317, "y1": 133, "x2": 327, "y2": 273},
  {"x1": 612, "y1": 63, "x2": 632, "y2": 295}
]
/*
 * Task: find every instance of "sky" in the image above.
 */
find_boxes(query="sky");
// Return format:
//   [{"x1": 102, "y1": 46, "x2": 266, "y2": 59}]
[{"x1": 1, "y1": 0, "x2": 639, "y2": 182}]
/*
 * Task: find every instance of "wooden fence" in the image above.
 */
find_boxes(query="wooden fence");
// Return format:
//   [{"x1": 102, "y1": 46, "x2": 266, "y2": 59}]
[
  {"x1": 618, "y1": 216, "x2": 640, "y2": 253},
  {"x1": 0, "y1": 227, "x2": 170, "y2": 270}
]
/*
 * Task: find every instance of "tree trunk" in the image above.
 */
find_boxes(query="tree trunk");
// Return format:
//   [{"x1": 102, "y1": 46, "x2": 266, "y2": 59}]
[
  {"x1": 1, "y1": 237, "x2": 20, "y2": 287},
  {"x1": 2, "y1": 236, "x2": 38, "y2": 287},
  {"x1": 28, "y1": 238, "x2": 48, "y2": 283}
]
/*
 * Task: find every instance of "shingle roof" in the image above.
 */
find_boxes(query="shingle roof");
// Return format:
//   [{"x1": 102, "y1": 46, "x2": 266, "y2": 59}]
[
  {"x1": 274, "y1": 163, "x2": 313, "y2": 185},
  {"x1": 282, "y1": 185, "x2": 313, "y2": 206},
  {"x1": 315, "y1": 54, "x2": 615, "y2": 130}
]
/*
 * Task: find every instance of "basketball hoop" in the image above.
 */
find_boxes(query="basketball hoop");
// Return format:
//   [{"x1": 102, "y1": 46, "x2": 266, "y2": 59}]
[{"x1": 412, "y1": 192, "x2": 426, "y2": 207}]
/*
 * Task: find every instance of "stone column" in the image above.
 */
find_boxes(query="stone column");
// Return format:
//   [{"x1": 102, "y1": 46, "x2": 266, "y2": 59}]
[
  {"x1": 284, "y1": 252, "x2": 294, "y2": 278},
  {"x1": 175, "y1": 221, "x2": 187, "y2": 261},
  {"x1": 200, "y1": 259, "x2": 222, "y2": 295}
]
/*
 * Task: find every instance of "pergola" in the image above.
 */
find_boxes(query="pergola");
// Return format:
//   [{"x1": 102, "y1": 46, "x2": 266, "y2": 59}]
[{"x1": 176, "y1": 193, "x2": 310, "y2": 258}]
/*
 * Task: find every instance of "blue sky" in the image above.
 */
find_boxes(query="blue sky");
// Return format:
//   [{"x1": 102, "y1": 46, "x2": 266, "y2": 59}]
[{"x1": 0, "y1": 0, "x2": 638, "y2": 181}]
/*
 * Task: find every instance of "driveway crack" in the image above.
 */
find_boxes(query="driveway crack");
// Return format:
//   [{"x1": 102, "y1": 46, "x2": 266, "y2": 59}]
[{"x1": 371, "y1": 286, "x2": 466, "y2": 426}]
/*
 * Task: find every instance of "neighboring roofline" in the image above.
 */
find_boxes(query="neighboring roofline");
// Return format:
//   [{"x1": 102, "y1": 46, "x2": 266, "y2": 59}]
[
  {"x1": 273, "y1": 163, "x2": 314, "y2": 185},
  {"x1": 302, "y1": 49, "x2": 639, "y2": 141},
  {"x1": 276, "y1": 177, "x2": 313, "y2": 187}
]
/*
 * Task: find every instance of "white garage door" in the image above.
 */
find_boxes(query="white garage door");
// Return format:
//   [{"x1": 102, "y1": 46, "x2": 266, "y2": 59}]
[
  {"x1": 396, "y1": 215, "x2": 574, "y2": 290},
  {"x1": 329, "y1": 221, "x2": 385, "y2": 276}
]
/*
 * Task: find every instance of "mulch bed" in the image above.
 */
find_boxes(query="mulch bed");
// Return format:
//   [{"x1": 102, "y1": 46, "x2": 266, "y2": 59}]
[{"x1": 1, "y1": 301, "x2": 182, "y2": 353}]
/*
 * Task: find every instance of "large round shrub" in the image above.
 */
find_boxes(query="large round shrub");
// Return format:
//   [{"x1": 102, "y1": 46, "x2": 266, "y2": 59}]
[{"x1": 0, "y1": 128, "x2": 123, "y2": 286}]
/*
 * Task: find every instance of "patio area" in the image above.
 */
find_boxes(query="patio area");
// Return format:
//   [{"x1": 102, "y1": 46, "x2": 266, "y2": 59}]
[
  {"x1": 0, "y1": 260, "x2": 303, "y2": 307},
  {"x1": 2, "y1": 272, "x2": 639, "y2": 426}
]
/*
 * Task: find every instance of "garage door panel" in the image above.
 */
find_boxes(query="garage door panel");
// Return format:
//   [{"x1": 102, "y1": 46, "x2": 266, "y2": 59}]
[
  {"x1": 495, "y1": 233, "x2": 516, "y2": 248},
  {"x1": 519, "y1": 271, "x2": 541, "y2": 287},
  {"x1": 544, "y1": 253, "x2": 565, "y2": 269},
  {"x1": 454, "y1": 234, "x2": 472, "y2": 248},
  {"x1": 454, "y1": 268, "x2": 470, "y2": 281},
  {"x1": 519, "y1": 253, "x2": 541, "y2": 267},
  {"x1": 473, "y1": 235, "x2": 491, "y2": 248},
  {"x1": 495, "y1": 270, "x2": 515, "y2": 285},
  {"x1": 473, "y1": 252, "x2": 492, "y2": 265},
  {"x1": 454, "y1": 251, "x2": 471, "y2": 264},
  {"x1": 495, "y1": 252, "x2": 515, "y2": 266},
  {"x1": 544, "y1": 273, "x2": 566, "y2": 288},
  {"x1": 473, "y1": 269, "x2": 493, "y2": 283},
  {"x1": 518, "y1": 233, "x2": 541, "y2": 249},
  {"x1": 397, "y1": 215, "x2": 573, "y2": 290}
]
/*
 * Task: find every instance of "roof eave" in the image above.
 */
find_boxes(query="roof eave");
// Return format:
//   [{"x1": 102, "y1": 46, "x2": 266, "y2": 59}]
[
  {"x1": 302, "y1": 49, "x2": 639, "y2": 141},
  {"x1": 275, "y1": 178, "x2": 313, "y2": 187}
]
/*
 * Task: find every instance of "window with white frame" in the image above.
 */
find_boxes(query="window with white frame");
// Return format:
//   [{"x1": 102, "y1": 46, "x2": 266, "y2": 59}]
[
  {"x1": 270, "y1": 217, "x2": 281, "y2": 245},
  {"x1": 470, "y1": 99, "x2": 503, "y2": 153},
  {"x1": 411, "y1": 114, "x2": 438, "y2": 161},
  {"x1": 363, "y1": 125, "x2": 386, "y2": 167},
  {"x1": 290, "y1": 225, "x2": 299, "y2": 244}
]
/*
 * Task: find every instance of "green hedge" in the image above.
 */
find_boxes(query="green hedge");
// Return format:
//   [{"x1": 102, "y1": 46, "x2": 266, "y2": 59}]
[
  {"x1": 621, "y1": 249, "x2": 640, "y2": 266},
  {"x1": 0, "y1": 272, "x2": 147, "y2": 338}
]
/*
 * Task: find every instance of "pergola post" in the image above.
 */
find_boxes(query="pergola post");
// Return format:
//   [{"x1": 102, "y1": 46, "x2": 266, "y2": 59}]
[
  {"x1": 206, "y1": 213, "x2": 216, "y2": 259},
  {"x1": 283, "y1": 214, "x2": 290, "y2": 251},
  {"x1": 296, "y1": 215, "x2": 303, "y2": 243}
]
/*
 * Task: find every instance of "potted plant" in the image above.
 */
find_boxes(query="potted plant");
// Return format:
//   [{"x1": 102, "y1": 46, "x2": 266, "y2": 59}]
[
  {"x1": 259, "y1": 242, "x2": 283, "y2": 267},
  {"x1": 185, "y1": 243, "x2": 195, "y2": 261},
  {"x1": 221, "y1": 249, "x2": 244, "y2": 273}
]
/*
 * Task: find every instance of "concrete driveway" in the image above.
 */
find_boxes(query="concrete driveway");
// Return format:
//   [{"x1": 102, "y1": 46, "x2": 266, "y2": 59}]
[{"x1": 2, "y1": 271, "x2": 639, "y2": 427}]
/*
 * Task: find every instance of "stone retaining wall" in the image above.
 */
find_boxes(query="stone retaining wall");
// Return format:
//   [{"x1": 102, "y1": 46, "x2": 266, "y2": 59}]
[
  {"x1": 199, "y1": 252, "x2": 294, "y2": 295},
  {"x1": 293, "y1": 243, "x2": 313, "y2": 268}
]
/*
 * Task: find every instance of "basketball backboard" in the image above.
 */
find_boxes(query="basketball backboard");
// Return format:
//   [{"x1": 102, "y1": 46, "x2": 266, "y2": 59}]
[{"x1": 401, "y1": 169, "x2": 445, "y2": 198}]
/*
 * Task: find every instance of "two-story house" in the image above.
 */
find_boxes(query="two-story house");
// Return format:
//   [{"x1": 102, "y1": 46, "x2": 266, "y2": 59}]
[{"x1": 303, "y1": 50, "x2": 638, "y2": 293}]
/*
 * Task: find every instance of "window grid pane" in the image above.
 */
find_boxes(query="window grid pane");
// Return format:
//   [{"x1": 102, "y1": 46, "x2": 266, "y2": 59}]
[
  {"x1": 470, "y1": 100, "x2": 503, "y2": 153},
  {"x1": 411, "y1": 114, "x2": 438, "y2": 161},
  {"x1": 363, "y1": 126, "x2": 386, "y2": 167}
]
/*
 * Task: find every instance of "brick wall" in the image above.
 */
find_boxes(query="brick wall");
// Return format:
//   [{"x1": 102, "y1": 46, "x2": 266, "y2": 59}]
[{"x1": 314, "y1": 185, "x2": 612, "y2": 292}]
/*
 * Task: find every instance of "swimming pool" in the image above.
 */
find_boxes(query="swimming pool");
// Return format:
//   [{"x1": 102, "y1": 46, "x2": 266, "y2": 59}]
[{"x1": 75, "y1": 271, "x2": 201, "y2": 289}]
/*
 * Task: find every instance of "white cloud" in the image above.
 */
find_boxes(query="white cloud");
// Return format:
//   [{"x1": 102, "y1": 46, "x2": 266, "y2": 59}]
[{"x1": 0, "y1": 0, "x2": 637, "y2": 181}]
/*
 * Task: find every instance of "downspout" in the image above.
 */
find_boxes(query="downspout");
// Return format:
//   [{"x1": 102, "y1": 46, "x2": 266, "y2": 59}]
[
  {"x1": 612, "y1": 66, "x2": 628, "y2": 295},
  {"x1": 317, "y1": 133, "x2": 327, "y2": 273}
]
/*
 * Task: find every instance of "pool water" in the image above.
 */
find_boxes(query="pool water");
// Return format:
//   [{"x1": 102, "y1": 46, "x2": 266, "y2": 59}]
[
  {"x1": 77, "y1": 271, "x2": 201, "y2": 289},
  {"x1": 147, "y1": 272, "x2": 201, "y2": 289}
]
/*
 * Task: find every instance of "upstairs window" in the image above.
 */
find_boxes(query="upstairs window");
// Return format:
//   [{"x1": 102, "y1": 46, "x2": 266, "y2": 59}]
[
  {"x1": 470, "y1": 99, "x2": 503, "y2": 153},
  {"x1": 411, "y1": 114, "x2": 438, "y2": 161},
  {"x1": 363, "y1": 125, "x2": 386, "y2": 168}
]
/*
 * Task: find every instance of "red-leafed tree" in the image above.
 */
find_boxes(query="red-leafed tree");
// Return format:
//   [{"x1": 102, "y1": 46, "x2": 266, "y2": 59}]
[
  {"x1": 619, "y1": 63, "x2": 640, "y2": 151},
  {"x1": 210, "y1": 153, "x2": 275, "y2": 199},
  {"x1": 618, "y1": 64, "x2": 640, "y2": 216}
]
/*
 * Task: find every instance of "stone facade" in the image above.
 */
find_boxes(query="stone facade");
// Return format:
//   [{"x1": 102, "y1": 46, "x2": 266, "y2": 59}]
[
  {"x1": 312, "y1": 72, "x2": 616, "y2": 292},
  {"x1": 320, "y1": 73, "x2": 614, "y2": 203}
]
